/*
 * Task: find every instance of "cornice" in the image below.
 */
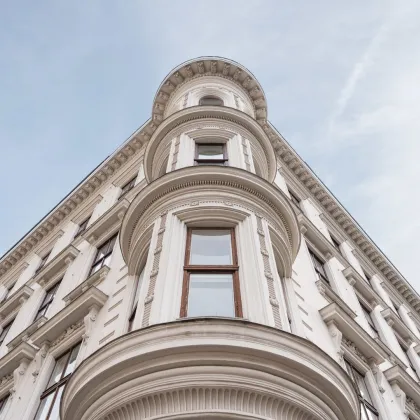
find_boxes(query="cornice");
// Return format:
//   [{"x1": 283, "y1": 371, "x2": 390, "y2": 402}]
[
  {"x1": 0, "y1": 341, "x2": 36, "y2": 378},
  {"x1": 0, "y1": 285, "x2": 33, "y2": 323},
  {"x1": 384, "y1": 364, "x2": 420, "y2": 408},
  {"x1": 381, "y1": 307, "x2": 418, "y2": 346}
]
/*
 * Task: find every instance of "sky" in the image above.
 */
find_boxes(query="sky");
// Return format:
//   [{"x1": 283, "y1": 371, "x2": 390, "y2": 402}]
[{"x1": 1, "y1": 1, "x2": 420, "y2": 290}]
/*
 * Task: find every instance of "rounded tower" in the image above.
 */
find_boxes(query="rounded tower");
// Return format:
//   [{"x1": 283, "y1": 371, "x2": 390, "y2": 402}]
[{"x1": 61, "y1": 57, "x2": 360, "y2": 420}]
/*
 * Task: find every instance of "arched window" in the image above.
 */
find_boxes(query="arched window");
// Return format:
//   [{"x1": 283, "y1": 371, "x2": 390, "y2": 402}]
[{"x1": 199, "y1": 96, "x2": 224, "y2": 106}]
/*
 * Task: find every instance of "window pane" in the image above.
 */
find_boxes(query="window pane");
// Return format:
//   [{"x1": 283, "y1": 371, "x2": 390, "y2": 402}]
[
  {"x1": 35, "y1": 392, "x2": 55, "y2": 420},
  {"x1": 188, "y1": 273, "x2": 234, "y2": 317},
  {"x1": 365, "y1": 405, "x2": 379, "y2": 420},
  {"x1": 47, "y1": 353, "x2": 68, "y2": 388},
  {"x1": 354, "y1": 370, "x2": 373, "y2": 404},
  {"x1": 190, "y1": 230, "x2": 232, "y2": 265},
  {"x1": 197, "y1": 145, "x2": 224, "y2": 160},
  {"x1": 64, "y1": 343, "x2": 81, "y2": 376},
  {"x1": 48, "y1": 385, "x2": 65, "y2": 420}
]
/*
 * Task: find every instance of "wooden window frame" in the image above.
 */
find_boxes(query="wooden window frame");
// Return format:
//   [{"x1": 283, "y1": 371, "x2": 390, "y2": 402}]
[
  {"x1": 74, "y1": 216, "x2": 90, "y2": 238},
  {"x1": 194, "y1": 143, "x2": 228, "y2": 166},
  {"x1": 89, "y1": 234, "x2": 117, "y2": 277},
  {"x1": 34, "y1": 280, "x2": 62, "y2": 321},
  {"x1": 180, "y1": 227, "x2": 242, "y2": 318},
  {"x1": 119, "y1": 177, "x2": 136, "y2": 199},
  {"x1": 35, "y1": 342, "x2": 81, "y2": 420}
]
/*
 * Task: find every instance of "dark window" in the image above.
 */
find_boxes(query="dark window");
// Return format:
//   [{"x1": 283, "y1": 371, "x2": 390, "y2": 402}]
[
  {"x1": 89, "y1": 234, "x2": 117, "y2": 276},
  {"x1": 34, "y1": 281, "x2": 62, "y2": 321},
  {"x1": 360, "y1": 302, "x2": 378, "y2": 339},
  {"x1": 391, "y1": 301, "x2": 401, "y2": 318},
  {"x1": 35, "y1": 251, "x2": 51, "y2": 275},
  {"x1": 289, "y1": 190, "x2": 301, "y2": 207},
  {"x1": 2, "y1": 282, "x2": 16, "y2": 303},
  {"x1": 0, "y1": 394, "x2": 9, "y2": 415},
  {"x1": 331, "y1": 235, "x2": 341, "y2": 252},
  {"x1": 194, "y1": 143, "x2": 228, "y2": 166},
  {"x1": 34, "y1": 342, "x2": 81, "y2": 420},
  {"x1": 119, "y1": 177, "x2": 136, "y2": 199},
  {"x1": 74, "y1": 217, "x2": 90, "y2": 238},
  {"x1": 181, "y1": 228, "x2": 242, "y2": 318},
  {"x1": 308, "y1": 249, "x2": 329, "y2": 284},
  {"x1": 362, "y1": 269, "x2": 371, "y2": 282},
  {"x1": 127, "y1": 267, "x2": 146, "y2": 332},
  {"x1": 199, "y1": 96, "x2": 224, "y2": 106},
  {"x1": 0, "y1": 320, "x2": 14, "y2": 346},
  {"x1": 344, "y1": 360, "x2": 379, "y2": 420}
]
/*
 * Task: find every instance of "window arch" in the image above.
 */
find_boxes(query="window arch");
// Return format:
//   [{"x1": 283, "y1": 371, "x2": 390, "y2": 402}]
[{"x1": 199, "y1": 95, "x2": 224, "y2": 106}]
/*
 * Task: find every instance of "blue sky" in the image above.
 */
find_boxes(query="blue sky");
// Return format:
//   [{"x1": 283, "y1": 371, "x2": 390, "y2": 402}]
[{"x1": 1, "y1": 1, "x2": 420, "y2": 288}]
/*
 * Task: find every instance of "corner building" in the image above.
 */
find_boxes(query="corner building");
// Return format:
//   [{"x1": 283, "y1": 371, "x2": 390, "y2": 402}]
[{"x1": 0, "y1": 57, "x2": 419, "y2": 420}]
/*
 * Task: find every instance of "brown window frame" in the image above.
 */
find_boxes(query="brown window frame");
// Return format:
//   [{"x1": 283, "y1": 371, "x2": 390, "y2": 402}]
[
  {"x1": 35, "y1": 341, "x2": 81, "y2": 420},
  {"x1": 194, "y1": 143, "x2": 228, "y2": 166},
  {"x1": 180, "y1": 227, "x2": 242, "y2": 318},
  {"x1": 89, "y1": 234, "x2": 118, "y2": 277}
]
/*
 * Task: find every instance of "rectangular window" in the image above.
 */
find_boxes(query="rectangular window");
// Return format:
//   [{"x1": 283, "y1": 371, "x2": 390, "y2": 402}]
[
  {"x1": 89, "y1": 234, "x2": 117, "y2": 276},
  {"x1": 119, "y1": 177, "x2": 136, "y2": 199},
  {"x1": 0, "y1": 320, "x2": 14, "y2": 346},
  {"x1": 2, "y1": 282, "x2": 16, "y2": 303},
  {"x1": 74, "y1": 216, "x2": 90, "y2": 238},
  {"x1": 330, "y1": 235, "x2": 341, "y2": 252},
  {"x1": 0, "y1": 394, "x2": 9, "y2": 415},
  {"x1": 34, "y1": 280, "x2": 62, "y2": 321},
  {"x1": 34, "y1": 342, "x2": 81, "y2": 420},
  {"x1": 181, "y1": 228, "x2": 241, "y2": 318},
  {"x1": 344, "y1": 360, "x2": 379, "y2": 420},
  {"x1": 308, "y1": 249, "x2": 329, "y2": 284},
  {"x1": 194, "y1": 143, "x2": 228, "y2": 166},
  {"x1": 359, "y1": 302, "x2": 378, "y2": 339},
  {"x1": 289, "y1": 190, "x2": 301, "y2": 207},
  {"x1": 35, "y1": 251, "x2": 52, "y2": 275},
  {"x1": 127, "y1": 267, "x2": 146, "y2": 332}
]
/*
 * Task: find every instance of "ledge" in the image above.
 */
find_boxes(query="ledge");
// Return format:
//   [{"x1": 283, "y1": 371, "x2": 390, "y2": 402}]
[
  {"x1": 6, "y1": 316, "x2": 47, "y2": 350},
  {"x1": 384, "y1": 364, "x2": 420, "y2": 406},
  {"x1": 0, "y1": 341, "x2": 36, "y2": 378},
  {"x1": 81, "y1": 198, "x2": 129, "y2": 247},
  {"x1": 32, "y1": 245, "x2": 79, "y2": 288},
  {"x1": 61, "y1": 317, "x2": 360, "y2": 420},
  {"x1": 316, "y1": 279, "x2": 356, "y2": 319},
  {"x1": 30, "y1": 286, "x2": 107, "y2": 347},
  {"x1": 0, "y1": 285, "x2": 33, "y2": 323},
  {"x1": 63, "y1": 266, "x2": 110, "y2": 306},
  {"x1": 381, "y1": 307, "x2": 418, "y2": 346},
  {"x1": 320, "y1": 302, "x2": 390, "y2": 365}
]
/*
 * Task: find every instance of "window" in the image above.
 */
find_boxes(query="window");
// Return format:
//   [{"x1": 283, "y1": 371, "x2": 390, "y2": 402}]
[
  {"x1": 362, "y1": 269, "x2": 371, "y2": 282},
  {"x1": 0, "y1": 394, "x2": 9, "y2": 415},
  {"x1": 359, "y1": 301, "x2": 378, "y2": 339},
  {"x1": 34, "y1": 281, "x2": 62, "y2": 321},
  {"x1": 308, "y1": 249, "x2": 329, "y2": 284},
  {"x1": 344, "y1": 360, "x2": 379, "y2": 420},
  {"x1": 391, "y1": 301, "x2": 401, "y2": 318},
  {"x1": 181, "y1": 228, "x2": 242, "y2": 318},
  {"x1": 194, "y1": 143, "x2": 227, "y2": 166},
  {"x1": 119, "y1": 177, "x2": 136, "y2": 199},
  {"x1": 35, "y1": 251, "x2": 51, "y2": 275},
  {"x1": 34, "y1": 342, "x2": 81, "y2": 420},
  {"x1": 89, "y1": 235, "x2": 117, "y2": 276},
  {"x1": 74, "y1": 216, "x2": 90, "y2": 238},
  {"x1": 199, "y1": 95, "x2": 224, "y2": 106},
  {"x1": 289, "y1": 190, "x2": 301, "y2": 207},
  {"x1": 1, "y1": 282, "x2": 15, "y2": 303},
  {"x1": 330, "y1": 235, "x2": 341, "y2": 252},
  {"x1": 127, "y1": 267, "x2": 146, "y2": 332},
  {"x1": 0, "y1": 320, "x2": 14, "y2": 346}
]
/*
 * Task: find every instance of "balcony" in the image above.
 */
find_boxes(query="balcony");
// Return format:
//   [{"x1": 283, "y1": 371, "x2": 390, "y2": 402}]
[{"x1": 61, "y1": 318, "x2": 359, "y2": 420}]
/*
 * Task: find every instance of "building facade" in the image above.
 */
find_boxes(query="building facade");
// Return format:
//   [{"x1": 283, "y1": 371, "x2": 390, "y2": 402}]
[{"x1": 0, "y1": 57, "x2": 419, "y2": 420}]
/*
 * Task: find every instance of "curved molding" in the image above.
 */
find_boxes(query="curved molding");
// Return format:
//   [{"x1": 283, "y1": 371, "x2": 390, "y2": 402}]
[
  {"x1": 119, "y1": 166, "x2": 300, "y2": 277},
  {"x1": 144, "y1": 105, "x2": 276, "y2": 183},
  {"x1": 61, "y1": 318, "x2": 360, "y2": 420}
]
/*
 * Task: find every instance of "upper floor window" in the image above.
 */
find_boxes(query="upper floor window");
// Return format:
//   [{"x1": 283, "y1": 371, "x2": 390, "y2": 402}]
[
  {"x1": 344, "y1": 360, "x2": 379, "y2": 420},
  {"x1": 119, "y1": 177, "x2": 136, "y2": 199},
  {"x1": 330, "y1": 235, "x2": 341, "y2": 252},
  {"x1": 199, "y1": 95, "x2": 224, "y2": 106},
  {"x1": 181, "y1": 228, "x2": 241, "y2": 318},
  {"x1": 34, "y1": 342, "x2": 81, "y2": 420},
  {"x1": 35, "y1": 251, "x2": 52, "y2": 276},
  {"x1": 89, "y1": 234, "x2": 117, "y2": 276},
  {"x1": 74, "y1": 216, "x2": 91, "y2": 238},
  {"x1": 127, "y1": 267, "x2": 146, "y2": 332},
  {"x1": 0, "y1": 393, "x2": 9, "y2": 415},
  {"x1": 359, "y1": 301, "x2": 378, "y2": 339},
  {"x1": 288, "y1": 190, "x2": 301, "y2": 207},
  {"x1": 34, "y1": 280, "x2": 62, "y2": 321},
  {"x1": 1, "y1": 282, "x2": 16, "y2": 303},
  {"x1": 308, "y1": 248, "x2": 329, "y2": 284},
  {"x1": 195, "y1": 143, "x2": 228, "y2": 166},
  {"x1": 0, "y1": 319, "x2": 14, "y2": 346}
]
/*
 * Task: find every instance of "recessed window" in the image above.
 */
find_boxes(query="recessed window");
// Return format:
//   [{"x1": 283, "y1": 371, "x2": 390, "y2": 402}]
[
  {"x1": 119, "y1": 177, "x2": 136, "y2": 199},
  {"x1": 34, "y1": 280, "x2": 62, "y2": 321},
  {"x1": 344, "y1": 360, "x2": 379, "y2": 420},
  {"x1": 2, "y1": 282, "x2": 16, "y2": 303},
  {"x1": 181, "y1": 228, "x2": 241, "y2": 318},
  {"x1": 359, "y1": 301, "x2": 378, "y2": 339},
  {"x1": 0, "y1": 394, "x2": 9, "y2": 415},
  {"x1": 34, "y1": 342, "x2": 81, "y2": 420},
  {"x1": 128, "y1": 266, "x2": 146, "y2": 332},
  {"x1": 288, "y1": 190, "x2": 301, "y2": 207},
  {"x1": 195, "y1": 143, "x2": 227, "y2": 166},
  {"x1": 199, "y1": 95, "x2": 224, "y2": 106},
  {"x1": 330, "y1": 235, "x2": 341, "y2": 252},
  {"x1": 35, "y1": 251, "x2": 52, "y2": 275},
  {"x1": 89, "y1": 234, "x2": 117, "y2": 276},
  {"x1": 0, "y1": 320, "x2": 14, "y2": 346},
  {"x1": 75, "y1": 216, "x2": 90, "y2": 238},
  {"x1": 308, "y1": 248, "x2": 329, "y2": 284}
]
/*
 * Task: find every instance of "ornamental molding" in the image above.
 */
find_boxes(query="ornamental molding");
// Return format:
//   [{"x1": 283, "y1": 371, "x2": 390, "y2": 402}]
[{"x1": 62, "y1": 318, "x2": 359, "y2": 420}]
